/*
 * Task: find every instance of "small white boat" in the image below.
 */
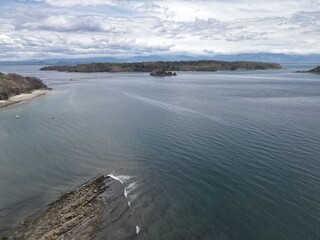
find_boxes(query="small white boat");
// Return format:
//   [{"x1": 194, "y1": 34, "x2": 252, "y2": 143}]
[{"x1": 16, "y1": 115, "x2": 19, "y2": 119}]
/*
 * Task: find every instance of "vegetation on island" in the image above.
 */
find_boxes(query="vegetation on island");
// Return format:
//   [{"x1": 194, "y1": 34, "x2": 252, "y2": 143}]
[
  {"x1": 40, "y1": 60, "x2": 282, "y2": 73},
  {"x1": 0, "y1": 73, "x2": 49, "y2": 100}
]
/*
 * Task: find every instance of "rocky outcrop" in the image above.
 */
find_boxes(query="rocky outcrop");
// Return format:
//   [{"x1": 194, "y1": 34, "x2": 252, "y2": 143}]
[
  {"x1": 12, "y1": 175, "x2": 128, "y2": 240},
  {"x1": 0, "y1": 73, "x2": 49, "y2": 100},
  {"x1": 308, "y1": 66, "x2": 320, "y2": 73},
  {"x1": 296, "y1": 66, "x2": 320, "y2": 74},
  {"x1": 150, "y1": 69, "x2": 177, "y2": 76},
  {"x1": 40, "y1": 60, "x2": 282, "y2": 73}
]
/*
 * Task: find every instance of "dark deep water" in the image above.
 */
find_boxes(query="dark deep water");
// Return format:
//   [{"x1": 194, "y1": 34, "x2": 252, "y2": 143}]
[{"x1": 0, "y1": 65, "x2": 320, "y2": 239}]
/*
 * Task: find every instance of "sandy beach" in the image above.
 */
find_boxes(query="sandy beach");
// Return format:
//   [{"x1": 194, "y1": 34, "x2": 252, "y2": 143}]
[{"x1": 0, "y1": 90, "x2": 49, "y2": 109}]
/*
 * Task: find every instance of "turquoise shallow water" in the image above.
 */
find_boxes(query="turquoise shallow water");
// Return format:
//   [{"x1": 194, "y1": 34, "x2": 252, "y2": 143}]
[{"x1": 0, "y1": 65, "x2": 320, "y2": 239}]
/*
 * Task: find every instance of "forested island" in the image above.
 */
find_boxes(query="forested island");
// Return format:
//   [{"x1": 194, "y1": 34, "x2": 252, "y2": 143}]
[
  {"x1": 40, "y1": 60, "x2": 281, "y2": 73},
  {"x1": 0, "y1": 73, "x2": 49, "y2": 100}
]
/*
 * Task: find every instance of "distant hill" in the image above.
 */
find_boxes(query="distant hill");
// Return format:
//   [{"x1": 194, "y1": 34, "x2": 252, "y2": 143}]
[
  {"x1": 40, "y1": 60, "x2": 281, "y2": 73},
  {"x1": 1, "y1": 53, "x2": 319, "y2": 66},
  {"x1": 0, "y1": 73, "x2": 48, "y2": 100}
]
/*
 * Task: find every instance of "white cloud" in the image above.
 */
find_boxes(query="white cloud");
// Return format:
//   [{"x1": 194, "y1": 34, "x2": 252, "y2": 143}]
[
  {"x1": 43, "y1": 0, "x2": 115, "y2": 7},
  {"x1": 1, "y1": 0, "x2": 320, "y2": 60},
  {"x1": 20, "y1": 15, "x2": 128, "y2": 33}
]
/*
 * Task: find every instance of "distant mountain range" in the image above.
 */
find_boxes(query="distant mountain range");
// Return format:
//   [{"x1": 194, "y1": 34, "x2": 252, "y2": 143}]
[{"x1": 1, "y1": 53, "x2": 320, "y2": 65}]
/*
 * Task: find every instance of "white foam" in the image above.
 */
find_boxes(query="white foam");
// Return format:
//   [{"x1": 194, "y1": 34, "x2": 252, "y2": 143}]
[
  {"x1": 127, "y1": 182, "x2": 139, "y2": 191},
  {"x1": 108, "y1": 174, "x2": 132, "y2": 184},
  {"x1": 136, "y1": 225, "x2": 141, "y2": 235},
  {"x1": 108, "y1": 174, "x2": 138, "y2": 207},
  {"x1": 124, "y1": 189, "x2": 129, "y2": 198},
  {"x1": 124, "y1": 182, "x2": 139, "y2": 198},
  {"x1": 128, "y1": 192, "x2": 138, "y2": 206}
]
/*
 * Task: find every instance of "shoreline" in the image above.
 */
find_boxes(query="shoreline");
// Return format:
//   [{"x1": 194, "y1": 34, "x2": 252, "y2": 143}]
[
  {"x1": 9, "y1": 175, "x2": 128, "y2": 240},
  {"x1": 5, "y1": 175, "x2": 132, "y2": 240},
  {"x1": 0, "y1": 89, "x2": 49, "y2": 110}
]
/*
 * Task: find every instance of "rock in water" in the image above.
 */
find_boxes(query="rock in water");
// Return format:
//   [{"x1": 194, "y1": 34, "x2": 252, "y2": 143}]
[{"x1": 150, "y1": 69, "x2": 177, "y2": 76}]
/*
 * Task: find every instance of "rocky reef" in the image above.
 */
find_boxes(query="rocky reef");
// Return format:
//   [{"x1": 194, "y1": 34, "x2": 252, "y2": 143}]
[
  {"x1": 11, "y1": 175, "x2": 129, "y2": 240},
  {"x1": 150, "y1": 69, "x2": 177, "y2": 76},
  {"x1": 40, "y1": 60, "x2": 282, "y2": 73},
  {"x1": 0, "y1": 73, "x2": 49, "y2": 100}
]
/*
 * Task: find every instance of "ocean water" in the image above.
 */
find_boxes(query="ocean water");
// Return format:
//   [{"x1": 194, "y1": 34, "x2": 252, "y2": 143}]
[{"x1": 0, "y1": 65, "x2": 320, "y2": 239}]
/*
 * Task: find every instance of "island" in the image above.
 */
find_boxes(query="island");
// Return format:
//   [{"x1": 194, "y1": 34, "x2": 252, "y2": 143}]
[
  {"x1": 0, "y1": 73, "x2": 50, "y2": 109},
  {"x1": 40, "y1": 60, "x2": 282, "y2": 73}
]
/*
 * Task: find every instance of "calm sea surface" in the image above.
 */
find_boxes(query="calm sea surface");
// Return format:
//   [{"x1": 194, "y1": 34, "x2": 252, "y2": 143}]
[{"x1": 0, "y1": 65, "x2": 319, "y2": 239}]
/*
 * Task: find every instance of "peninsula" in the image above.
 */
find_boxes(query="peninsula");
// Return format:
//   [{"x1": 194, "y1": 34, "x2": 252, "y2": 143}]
[
  {"x1": 40, "y1": 60, "x2": 282, "y2": 73},
  {"x1": 295, "y1": 65, "x2": 320, "y2": 74},
  {"x1": 0, "y1": 73, "x2": 50, "y2": 109},
  {"x1": 303, "y1": 66, "x2": 320, "y2": 73}
]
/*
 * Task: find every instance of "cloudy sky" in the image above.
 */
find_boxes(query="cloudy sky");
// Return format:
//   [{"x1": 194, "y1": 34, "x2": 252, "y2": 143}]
[{"x1": 1, "y1": 0, "x2": 320, "y2": 60}]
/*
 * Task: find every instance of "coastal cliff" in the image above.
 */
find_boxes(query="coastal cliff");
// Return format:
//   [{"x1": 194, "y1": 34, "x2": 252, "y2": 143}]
[
  {"x1": 0, "y1": 73, "x2": 48, "y2": 100},
  {"x1": 40, "y1": 60, "x2": 282, "y2": 73}
]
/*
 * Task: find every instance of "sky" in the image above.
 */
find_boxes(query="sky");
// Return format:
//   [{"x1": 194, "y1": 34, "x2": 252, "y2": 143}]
[{"x1": 0, "y1": 0, "x2": 320, "y2": 60}]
